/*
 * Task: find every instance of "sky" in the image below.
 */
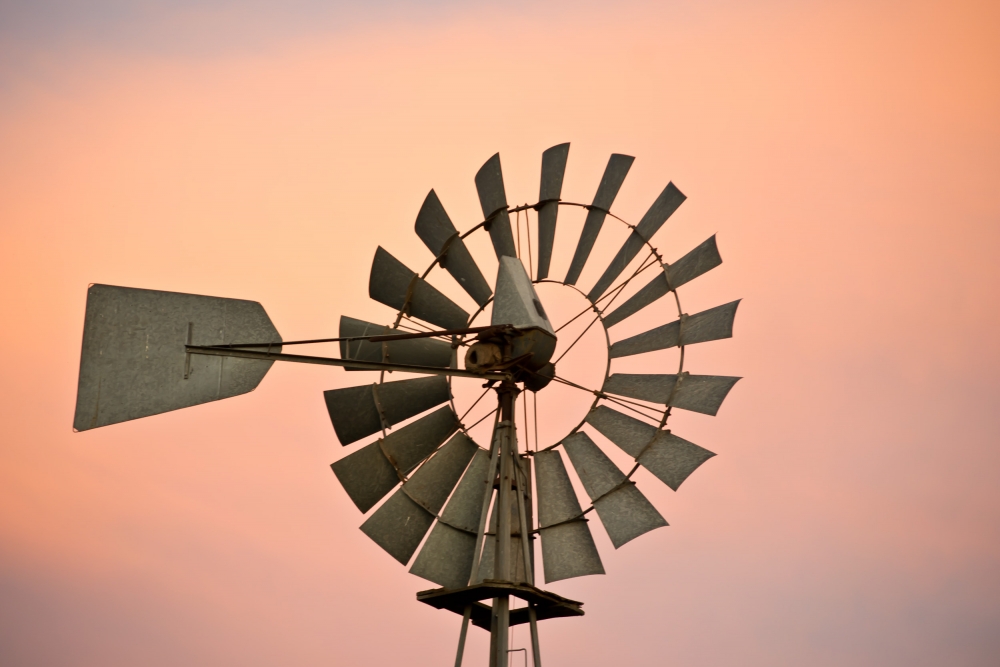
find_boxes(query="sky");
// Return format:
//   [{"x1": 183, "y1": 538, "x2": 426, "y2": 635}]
[{"x1": 1, "y1": 0, "x2": 998, "y2": 665}]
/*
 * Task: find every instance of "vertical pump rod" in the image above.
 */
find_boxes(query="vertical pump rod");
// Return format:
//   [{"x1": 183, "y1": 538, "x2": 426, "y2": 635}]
[
  {"x1": 515, "y1": 452, "x2": 542, "y2": 667},
  {"x1": 490, "y1": 381, "x2": 516, "y2": 667}
]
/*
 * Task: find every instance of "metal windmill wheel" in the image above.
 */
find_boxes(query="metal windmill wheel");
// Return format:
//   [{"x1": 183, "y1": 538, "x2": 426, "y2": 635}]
[{"x1": 72, "y1": 144, "x2": 740, "y2": 667}]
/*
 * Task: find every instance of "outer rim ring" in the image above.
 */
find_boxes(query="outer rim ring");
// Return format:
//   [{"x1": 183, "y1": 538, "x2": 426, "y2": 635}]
[{"x1": 384, "y1": 200, "x2": 687, "y2": 467}]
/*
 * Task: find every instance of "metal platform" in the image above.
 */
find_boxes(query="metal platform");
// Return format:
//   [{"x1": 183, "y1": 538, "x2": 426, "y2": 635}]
[{"x1": 416, "y1": 580, "x2": 584, "y2": 630}]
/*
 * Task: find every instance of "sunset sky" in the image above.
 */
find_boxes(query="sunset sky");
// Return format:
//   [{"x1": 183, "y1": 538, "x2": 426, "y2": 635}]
[{"x1": 1, "y1": 1, "x2": 998, "y2": 665}]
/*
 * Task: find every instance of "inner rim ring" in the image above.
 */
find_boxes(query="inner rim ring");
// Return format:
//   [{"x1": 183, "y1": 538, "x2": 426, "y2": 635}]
[{"x1": 384, "y1": 201, "x2": 686, "y2": 452}]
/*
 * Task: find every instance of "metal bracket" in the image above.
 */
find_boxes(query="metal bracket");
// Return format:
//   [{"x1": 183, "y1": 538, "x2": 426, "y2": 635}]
[
  {"x1": 371, "y1": 383, "x2": 390, "y2": 431},
  {"x1": 377, "y1": 438, "x2": 407, "y2": 484},
  {"x1": 183, "y1": 322, "x2": 193, "y2": 380},
  {"x1": 435, "y1": 231, "x2": 460, "y2": 269},
  {"x1": 663, "y1": 371, "x2": 689, "y2": 408}
]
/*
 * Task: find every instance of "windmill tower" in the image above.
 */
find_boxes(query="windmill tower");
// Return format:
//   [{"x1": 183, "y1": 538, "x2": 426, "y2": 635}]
[{"x1": 73, "y1": 145, "x2": 740, "y2": 666}]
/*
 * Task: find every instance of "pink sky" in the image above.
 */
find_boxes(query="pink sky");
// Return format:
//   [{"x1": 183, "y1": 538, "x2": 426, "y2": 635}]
[{"x1": 1, "y1": 0, "x2": 998, "y2": 665}]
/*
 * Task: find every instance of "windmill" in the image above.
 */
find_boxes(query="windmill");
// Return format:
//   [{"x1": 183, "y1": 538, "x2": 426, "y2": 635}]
[{"x1": 73, "y1": 144, "x2": 740, "y2": 666}]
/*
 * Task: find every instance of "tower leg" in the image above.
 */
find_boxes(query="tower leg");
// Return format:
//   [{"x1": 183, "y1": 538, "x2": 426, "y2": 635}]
[
  {"x1": 528, "y1": 606, "x2": 541, "y2": 667},
  {"x1": 454, "y1": 605, "x2": 471, "y2": 667},
  {"x1": 491, "y1": 595, "x2": 510, "y2": 667}
]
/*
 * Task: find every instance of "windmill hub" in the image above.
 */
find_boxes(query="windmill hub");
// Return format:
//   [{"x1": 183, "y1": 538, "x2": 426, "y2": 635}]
[
  {"x1": 463, "y1": 328, "x2": 557, "y2": 391},
  {"x1": 472, "y1": 255, "x2": 559, "y2": 390}
]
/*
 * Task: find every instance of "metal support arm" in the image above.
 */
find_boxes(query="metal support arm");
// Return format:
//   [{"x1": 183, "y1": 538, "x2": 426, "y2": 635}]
[{"x1": 185, "y1": 345, "x2": 509, "y2": 380}]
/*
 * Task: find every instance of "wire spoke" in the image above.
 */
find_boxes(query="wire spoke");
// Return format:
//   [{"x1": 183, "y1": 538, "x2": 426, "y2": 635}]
[
  {"x1": 598, "y1": 389, "x2": 668, "y2": 416},
  {"x1": 551, "y1": 374, "x2": 666, "y2": 422},
  {"x1": 550, "y1": 253, "x2": 658, "y2": 365},
  {"x1": 395, "y1": 316, "x2": 457, "y2": 342},
  {"x1": 460, "y1": 387, "x2": 492, "y2": 423},
  {"x1": 602, "y1": 394, "x2": 666, "y2": 422},
  {"x1": 553, "y1": 300, "x2": 599, "y2": 334},
  {"x1": 553, "y1": 312, "x2": 602, "y2": 365},
  {"x1": 551, "y1": 251, "x2": 659, "y2": 334},
  {"x1": 465, "y1": 407, "x2": 499, "y2": 432},
  {"x1": 550, "y1": 374, "x2": 592, "y2": 393},
  {"x1": 401, "y1": 317, "x2": 435, "y2": 332},
  {"x1": 593, "y1": 251, "x2": 659, "y2": 315}
]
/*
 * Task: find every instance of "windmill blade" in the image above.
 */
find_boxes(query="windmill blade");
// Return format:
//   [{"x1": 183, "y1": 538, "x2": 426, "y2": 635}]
[
  {"x1": 535, "y1": 450, "x2": 604, "y2": 583},
  {"x1": 603, "y1": 235, "x2": 723, "y2": 328},
  {"x1": 587, "y1": 183, "x2": 686, "y2": 302},
  {"x1": 360, "y1": 433, "x2": 478, "y2": 564},
  {"x1": 331, "y1": 406, "x2": 459, "y2": 513},
  {"x1": 609, "y1": 300, "x2": 741, "y2": 359},
  {"x1": 476, "y1": 456, "x2": 533, "y2": 585},
  {"x1": 668, "y1": 233, "x2": 725, "y2": 289},
  {"x1": 536, "y1": 143, "x2": 570, "y2": 280},
  {"x1": 414, "y1": 190, "x2": 493, "y2": 307},
  {"x1": 324, "y1": 375, "x2": 452, "y2": 446},
  {"x1": 369, "y1": 247, "x2": 470, "y2": 330},
  {"x1": 359, "y1": 493, "x2": 435, "y2": 565},
  {"x1": 564, "y1": 154, "x2": 634, "y2": 286},
  {"x1": 475, "y1": 153, "x2": 517, "y2": 259},
  {"x1": 410, "y1": 448, "x2": 492, "y2": 588},
  {"x1": 586, "y1": 406, "x2": 715, "y2": 491},
  {"x1": 603, "y1": 373, "x2": 741, "y2": 416},
  {"x1": 339, "y1": 316, "x2": 452, "y2": 371},
  {"x1": 402, "y1": 432, "x2": 479, "y2": 515},
  {"x1": 562, "y1": 432, "x2": 667, "y2": 548},
  {"x1": 73, "y1": 284, "x2": 280, "y2": 432}
]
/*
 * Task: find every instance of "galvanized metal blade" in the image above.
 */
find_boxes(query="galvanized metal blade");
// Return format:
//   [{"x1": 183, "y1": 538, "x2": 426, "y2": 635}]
[
  {"x1": 409, "y1": 448, "x2": 491, "y2": 588},
  {"x1": 585, "y1": 406, "x2": 715, "y2": 491},
  {"x1": 536, "y1": 143, "x2": 570, "y2": 280},
  {"x1": 339, "y1": 316, "x2": 452, "y2": 371},
  {"x1": 602, "y1": 373, "x2": 741, "y2": 416},
  {"x1": 475, "y1": 153, "x2": 517, "y2": 259},
  {"x1": 668, "y1": 234, "x2": 724, "y2": 289},
  {"x1": 564, "y1": 154, "x2": 634, "y2": 286},
  {"x1": 561, "y1": 432, "x2": 667, "y2": 548},
  {"x1": 359, "y1": 432, "x2": 478, "y2": 564},
  {"x1": 414, "y1": 190, "x2": 493, "y2": 307},
  {"x1": 359, "y1": 491, "x2": 435, "y2": 564},
  {"x1": 324, "y1": 375, "x2": 451, "y2": 446},
  {"x1": 602, "y1": 235, "x2": 723, "y2": 328},
  {"x1": 535, "y1": 449, "x2": 604, "y2": 583},
  {"x1": 587, "y1": 183, "x2": 686, "y2": 302},
  {"x1": 402, "y1": 432, "x2": 479, "y2": 514},
  {"x1": 436, "y1": 446, "x2": 493, "y2": 533},
  {"x1": 73, "y1": 284, "x2": 281, "y2": 431},
  {"x1": 329, "y1": 441, "x2": 397, "y2": 514},
  {"x1": 609, "y1": 300, "x2": 741, "y2": 358},
  {"x1": 410, "y1": 523, "x2": 476, "y2": 589},
  {"x1": 331, "y1": 406, "x2": 459, "y2": 512},
  {"x1": 369, "y1": 247, "x2": 470, "y2": 330}
]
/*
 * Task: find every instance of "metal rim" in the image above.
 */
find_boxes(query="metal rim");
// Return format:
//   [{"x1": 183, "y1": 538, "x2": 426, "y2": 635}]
[{"x1": 382, "y1": 197, "x2": 687, "y2": 516}]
